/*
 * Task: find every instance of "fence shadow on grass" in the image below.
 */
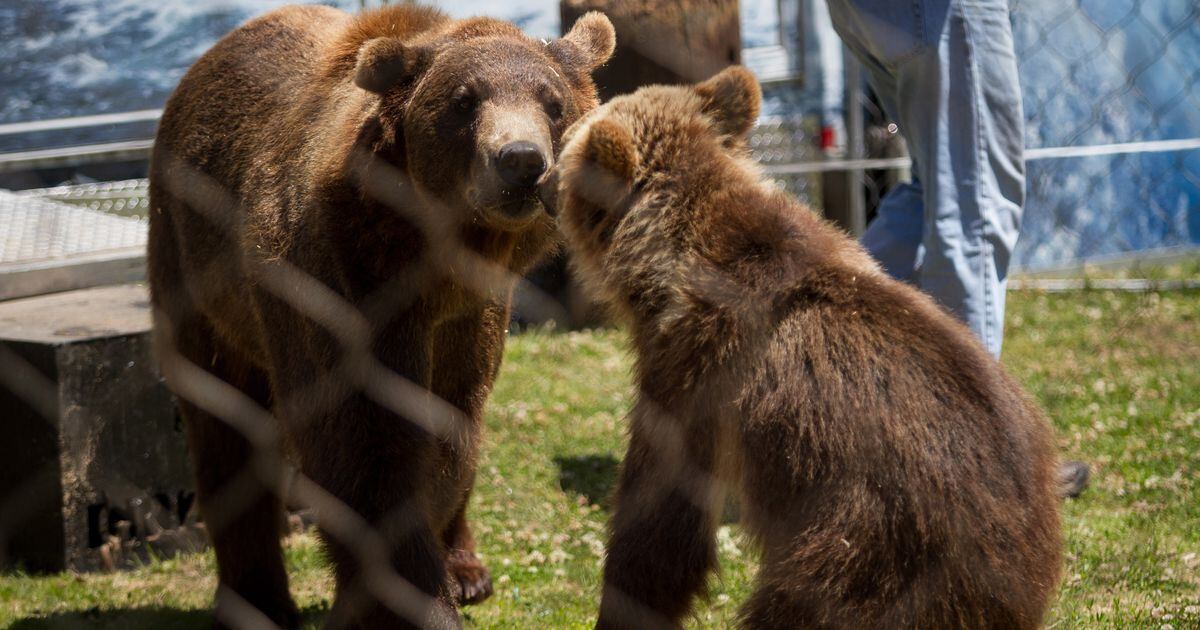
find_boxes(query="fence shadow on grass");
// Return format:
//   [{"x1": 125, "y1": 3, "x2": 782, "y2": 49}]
[{"x1": 554, "y1": 454, "x2": 619, "y2": 508}]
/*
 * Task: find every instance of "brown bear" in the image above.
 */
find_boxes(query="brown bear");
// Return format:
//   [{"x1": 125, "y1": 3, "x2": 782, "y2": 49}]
[
  {"x1": 551, "y1": 66, "x2": 1063, "y2": 629},
  {"x1": 147, "y1": 4, "x2": 613, "y2": 628}
]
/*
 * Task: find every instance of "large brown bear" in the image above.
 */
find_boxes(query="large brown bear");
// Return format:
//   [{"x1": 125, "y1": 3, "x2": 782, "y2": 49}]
[
  {"x1": 551, "y1": 66, "x2": 1063, "y2": 629},
  {"x1": 147, "y1": 4, "x2": 614, "y2": 628}
]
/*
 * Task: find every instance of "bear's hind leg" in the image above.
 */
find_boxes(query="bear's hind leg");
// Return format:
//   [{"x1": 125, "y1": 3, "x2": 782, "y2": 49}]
[{"x1": 738, "y1": 570, "x2": 833, "y2": 630}]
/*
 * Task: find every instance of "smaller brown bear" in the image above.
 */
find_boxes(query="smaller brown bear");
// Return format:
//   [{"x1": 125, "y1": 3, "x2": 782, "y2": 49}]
[{"x1": 552, "y1": 66, "x2": 1064, "y2": 629}]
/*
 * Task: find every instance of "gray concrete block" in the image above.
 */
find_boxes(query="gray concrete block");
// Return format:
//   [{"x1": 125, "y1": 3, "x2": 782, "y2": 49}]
[{"x1": 0, "y1": 285, "x2": 197, "y2": 572}]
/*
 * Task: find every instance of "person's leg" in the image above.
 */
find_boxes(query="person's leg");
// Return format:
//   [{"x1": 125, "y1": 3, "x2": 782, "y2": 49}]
[
  {"x1": 827, "y1": 1, "x2": 928, "y2": 284},
  {"x1": 897, "y1": 0, "x2": 1025, "y2": 357},
  {"x1": 860, "y1": 180, "x2": 925, "y2": 282},
  {"x1": 828, "y1": 0, "x2": 1025, "y2": 358},
  {"x1": 828, "y1": 0, "x2": 1091, "y2": 497}
]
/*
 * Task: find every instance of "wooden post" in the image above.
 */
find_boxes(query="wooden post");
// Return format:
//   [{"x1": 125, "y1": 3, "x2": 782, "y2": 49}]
[
  {"x1": 822, "y1": 46, "x2": 867, "y2": 236},
  {"x1": 561, "y1": 0, "x2": 741, "y2": 98},
  {"x1": 517, "y1": 1, "x2": 742, "y2": 329}
]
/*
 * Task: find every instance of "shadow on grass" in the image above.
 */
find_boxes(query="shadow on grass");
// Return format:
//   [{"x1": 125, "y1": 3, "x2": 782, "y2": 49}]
[
  {"x1": 9, "y1": 605, "x2": 328, "y2": 629},
  {"x1": 555, "y1": 453, "x2": 744, "y2": 525},
  {"x1": 554, "y1": 454, "x2": 619, "y2": 507}
]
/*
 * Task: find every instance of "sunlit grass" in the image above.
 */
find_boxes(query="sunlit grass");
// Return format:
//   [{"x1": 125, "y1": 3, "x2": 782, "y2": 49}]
[{"x1": 3, "y1": 289, "x2": 1198, "y2": 629}]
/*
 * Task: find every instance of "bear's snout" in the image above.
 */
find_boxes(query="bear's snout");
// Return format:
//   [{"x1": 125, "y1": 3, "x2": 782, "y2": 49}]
[
  {"x1": 465, "y1": 103, "x2": 557, "y2": 229},
  {"x1": 496, "y1": 141, "x2": 547, "y2": 190}
]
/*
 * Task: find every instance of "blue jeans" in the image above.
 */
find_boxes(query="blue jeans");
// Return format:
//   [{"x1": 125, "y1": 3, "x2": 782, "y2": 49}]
[{"x1": 826, "y1": 0, "x2": 1026, "y2": 357}]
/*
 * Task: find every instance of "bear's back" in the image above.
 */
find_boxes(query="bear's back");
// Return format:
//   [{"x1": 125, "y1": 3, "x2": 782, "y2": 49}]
[
  {"x1": 153, "y1": 5, "x2": 351, "y2": 193},
  {"x1": 737, "y1": 255, "x2": 1062, "y2": 625}
]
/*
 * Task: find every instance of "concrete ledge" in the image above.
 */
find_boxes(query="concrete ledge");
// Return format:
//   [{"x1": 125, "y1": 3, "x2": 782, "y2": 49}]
[{"x1": 0, "y1": 284, "x2": 193, "y2": 572}]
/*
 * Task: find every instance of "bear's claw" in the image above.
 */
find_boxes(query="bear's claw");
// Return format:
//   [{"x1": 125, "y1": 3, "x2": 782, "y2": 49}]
[{"x1": 447, "y1": 549, "x2": 494, "y2": 606}]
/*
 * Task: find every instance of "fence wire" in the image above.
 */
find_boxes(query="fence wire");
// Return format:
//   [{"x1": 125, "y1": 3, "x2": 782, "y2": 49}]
[
  {"x1": 771, "y1": 0, "x2": 1200, "y2": 272},
  {"x1": 0, "y1": 1, "x2": 1198, "y2": 629}
]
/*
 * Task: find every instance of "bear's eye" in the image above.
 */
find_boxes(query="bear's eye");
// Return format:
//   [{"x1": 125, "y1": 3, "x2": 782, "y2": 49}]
[
  {"x1": 546, "y1": 99, "x2": 564, "y2": 122},
  {"x1": 451, "y1": 86, "x2": 477, "y2": 114}
]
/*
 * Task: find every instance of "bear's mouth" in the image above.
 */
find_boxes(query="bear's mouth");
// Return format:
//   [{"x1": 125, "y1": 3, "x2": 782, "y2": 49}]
[
  {"x1": 497, "y1": 187, "x2": 539, "y2": 214},
  {"x1": 477, "y1": 186, "x2": 542, "y2": 230},
  {"x1": 465, "y1": 177, "x2": 549, "y2": 231}
]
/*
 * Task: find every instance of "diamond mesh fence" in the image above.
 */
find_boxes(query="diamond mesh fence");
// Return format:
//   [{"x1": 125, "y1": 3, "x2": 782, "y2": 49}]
[{"x1": 0, "y1": 1, "x2": 1197, "y2": 628}]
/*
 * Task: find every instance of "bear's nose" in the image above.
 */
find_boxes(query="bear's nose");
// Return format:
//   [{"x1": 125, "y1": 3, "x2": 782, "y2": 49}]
[{"x1": 496, "y1": 141, "x2": 546, "y2": 189}]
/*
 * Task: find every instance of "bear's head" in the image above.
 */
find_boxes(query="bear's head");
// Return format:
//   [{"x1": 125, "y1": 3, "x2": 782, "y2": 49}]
[
  {"x1": 350, "y1": 11, "x2": 615, "y2": 232},
  {"x1": 551, "y1": 66, "x2": 762, "y2": 317}
]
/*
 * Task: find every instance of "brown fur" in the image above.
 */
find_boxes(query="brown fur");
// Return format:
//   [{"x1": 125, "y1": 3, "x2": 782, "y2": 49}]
[
  {"x1": 147, "y1": 4, "x2": 613, "y2": 628},
  {"x1": 553, "y1": 67, "x2": 1063, "y2": 629}
]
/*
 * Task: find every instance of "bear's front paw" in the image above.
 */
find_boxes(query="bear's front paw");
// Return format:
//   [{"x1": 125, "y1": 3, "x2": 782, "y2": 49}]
[{"x1": 446, "y1": 549, "x2": 494, "y2": 605}]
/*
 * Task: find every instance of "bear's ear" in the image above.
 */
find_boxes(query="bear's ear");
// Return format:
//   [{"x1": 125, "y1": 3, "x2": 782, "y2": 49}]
[
  {"x1": 694, "y1": 66, "x2": 761, "y2": 139},
  {"x1": 583, "y1": 118, "x2": 638, "y2": 186},
  {"x1": 549, "y1": 11, "x2": 616, "y2": 72},
  {"x1": 354, "y1": 37, "x2": 424, "y2": 94}
]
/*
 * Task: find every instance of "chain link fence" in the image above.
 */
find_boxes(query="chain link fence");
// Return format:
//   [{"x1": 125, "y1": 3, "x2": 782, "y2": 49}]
[
  {"x1": 3, "y1": 1, "x2": 1196, "y2": 272},
  {"x1": 0, "y1": 0, "x2": 1198, "y2": 628},
  {"x1": 747, "y1": 0, "x2": 1200, "y2": 274},
  {"x1": 1011, "y1": 0, "x2": 1200, "y2": 272}
]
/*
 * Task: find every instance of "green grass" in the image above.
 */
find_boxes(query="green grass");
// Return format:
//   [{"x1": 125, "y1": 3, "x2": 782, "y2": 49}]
[{"x1": 3, "y1": 289, "x2": 1199, "y2": 629}]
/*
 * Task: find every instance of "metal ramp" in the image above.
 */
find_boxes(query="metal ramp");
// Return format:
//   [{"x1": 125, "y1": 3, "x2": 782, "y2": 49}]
[{"x1": 0, "y1": 186, "x2": 147, "y2": 301}]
